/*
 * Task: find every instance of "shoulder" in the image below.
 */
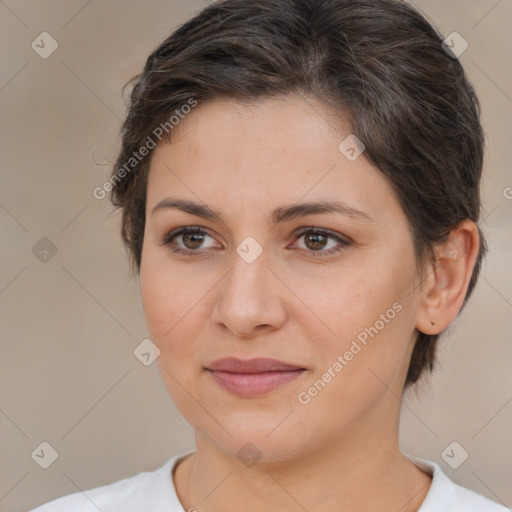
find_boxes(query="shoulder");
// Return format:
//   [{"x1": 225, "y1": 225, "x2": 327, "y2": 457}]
[
  {"x1": 28, "y1": 454, "x2": 188, "y2": 512},
  {"x1": 406, "y1": 455, "x2": 509, "y2": 512}
]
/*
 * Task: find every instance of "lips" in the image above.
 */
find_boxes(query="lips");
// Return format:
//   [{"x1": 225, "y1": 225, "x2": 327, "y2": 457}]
[
  {"x1": 205, "y1": 357, "x2": 306, "y2": 373},
  {"x1": 205, "y1": 357, "x2": 307, "y2": 398}
]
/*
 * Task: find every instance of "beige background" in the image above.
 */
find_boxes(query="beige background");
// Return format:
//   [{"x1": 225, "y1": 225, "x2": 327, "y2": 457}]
[{"x1": 1, "y1": 1, "x2": 511, "y2": 511}]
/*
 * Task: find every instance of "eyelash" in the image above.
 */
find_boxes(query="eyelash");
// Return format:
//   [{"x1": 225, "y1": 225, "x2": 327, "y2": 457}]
[{"x1": 158, "y1": 226, "x2": 352, "y2": 258}]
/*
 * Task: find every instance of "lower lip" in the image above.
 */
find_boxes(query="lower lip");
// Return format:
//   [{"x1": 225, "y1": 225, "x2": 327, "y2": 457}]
[{"x1": 207, "y1": 369, "x2": 306, "y2": 398}]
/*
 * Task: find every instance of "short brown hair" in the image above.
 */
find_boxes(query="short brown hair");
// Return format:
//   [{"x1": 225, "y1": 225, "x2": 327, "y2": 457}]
[{"x1": 110, "y1": 0, "x2": 487, "y2": 388}]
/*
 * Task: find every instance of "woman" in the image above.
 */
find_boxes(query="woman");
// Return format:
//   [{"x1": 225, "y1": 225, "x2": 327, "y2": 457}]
[{"x1": 30, "y1": 0, "x2": 508, "y2": 510}]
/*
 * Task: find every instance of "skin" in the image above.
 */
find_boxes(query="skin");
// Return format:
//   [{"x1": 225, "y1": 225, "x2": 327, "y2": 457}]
[{"x1": 139, "y1": 94, "x2": 480, "y2": 512}]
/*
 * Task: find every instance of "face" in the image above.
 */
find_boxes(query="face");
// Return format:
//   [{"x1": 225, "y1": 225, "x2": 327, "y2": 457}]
[{"x1": 140, "y1": 95, "x2": 424, "y2": 462}]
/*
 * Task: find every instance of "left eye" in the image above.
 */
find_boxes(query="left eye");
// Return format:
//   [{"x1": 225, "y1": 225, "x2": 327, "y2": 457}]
[
  {"x1": 292, "y1": 227, "x2": 350, "y2": 256},
  {"x1": 160, "y1": 226, "x2": 350, "y2": 257}
]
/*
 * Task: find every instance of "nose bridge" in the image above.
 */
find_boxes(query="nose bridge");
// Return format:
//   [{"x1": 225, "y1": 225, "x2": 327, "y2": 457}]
[
  {"x1": 213, "y1": 237, "x2": 286, "y2": 336},
  {"x1": 232, "y1": 241, "x2": 268, "y2": 292}
]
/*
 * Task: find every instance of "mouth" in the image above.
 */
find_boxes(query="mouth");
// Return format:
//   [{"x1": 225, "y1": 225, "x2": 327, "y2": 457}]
[{"x1": 204, "y1": 357, "x2": 307, "y2": 398}]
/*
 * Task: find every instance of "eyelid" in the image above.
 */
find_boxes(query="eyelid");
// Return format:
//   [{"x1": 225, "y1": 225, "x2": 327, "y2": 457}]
[
  {"x1": 293, "y1": 226, "x2": 353, "y2": 245},
  {"x1": 157, "y1": 225, "x2": 220, "y2": 249},
  {"x1": 159, "y1": 225, "x2": 353, "y2": 257},
  {"x1": 290, "y1": 227, "x2": 352, "y2": 257}
]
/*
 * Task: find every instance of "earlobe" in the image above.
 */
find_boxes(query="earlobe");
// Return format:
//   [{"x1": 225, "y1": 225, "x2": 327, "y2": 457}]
[{"x1": 415, "y1": 220, "x2": 480, "y2": 336}]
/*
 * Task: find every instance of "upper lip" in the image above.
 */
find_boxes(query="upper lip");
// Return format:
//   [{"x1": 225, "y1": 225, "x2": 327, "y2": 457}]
[{"x1": 205, "y1": 357, "x2": 306, "y2": 373}]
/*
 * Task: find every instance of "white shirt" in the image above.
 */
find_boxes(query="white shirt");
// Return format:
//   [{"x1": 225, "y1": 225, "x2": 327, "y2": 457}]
[{"x1": 29, "y1": 452, "x2": 509, "y2": 511}]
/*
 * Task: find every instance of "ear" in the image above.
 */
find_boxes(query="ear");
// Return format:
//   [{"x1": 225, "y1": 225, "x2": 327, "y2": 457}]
[{"x1": 415, "y1": 220, "x2": 481, "y2": 335}]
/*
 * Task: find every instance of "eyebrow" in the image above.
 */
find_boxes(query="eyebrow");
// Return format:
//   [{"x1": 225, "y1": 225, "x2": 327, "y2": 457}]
[{"x1": 151, "y1": 198, "x2": 374, "y2": 225}]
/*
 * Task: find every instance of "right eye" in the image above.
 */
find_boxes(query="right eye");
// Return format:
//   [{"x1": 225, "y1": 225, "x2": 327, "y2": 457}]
[{"x1": 158, "y1": 226, "x2": 220, "y2": 256}]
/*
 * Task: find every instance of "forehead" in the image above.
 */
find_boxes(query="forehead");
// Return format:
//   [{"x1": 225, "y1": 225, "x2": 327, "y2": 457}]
[
  {"x1": 159, "y1": 95, "x2": 346, "y2": 161},
  {"x1": 146, "y1": 96, "x2": 403, "y2": 226}
]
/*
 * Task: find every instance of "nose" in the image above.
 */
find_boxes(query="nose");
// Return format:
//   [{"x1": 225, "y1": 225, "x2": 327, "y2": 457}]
[{"x1": 211, "y1": 248, "x2": 288, "y2": 338}]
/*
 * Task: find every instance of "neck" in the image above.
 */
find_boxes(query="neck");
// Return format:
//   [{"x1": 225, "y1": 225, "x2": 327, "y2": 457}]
[{"x1": 174, "y1": 407, "x2": 431, "y2": 512}]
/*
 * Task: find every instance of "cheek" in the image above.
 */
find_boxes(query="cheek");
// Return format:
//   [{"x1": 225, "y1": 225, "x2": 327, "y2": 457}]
[
  {"x1": 292, "y1": 268, "x2": 396, "y2": 339},
  {"x1": 140, "y1": 256, "x2": 188, "y2": 370},
  {"x1": 140, "y1": 260, "x2": 202, "y2": 412},
  {"x1": 140, "y1": 237, "x2": 219, "y2": 422},
  {"x1": 140, "y1": 245, "x2": 195, "y2": 338},
  {"x1": 295, "y1": 264, "x2": 415, "y2": 384},
  {"x1": 139, "y1": 249, "x2": 215, "y2": 377},
  {"x1": 139, "y1": 262, "x2": 171, "y2": 342},
  {"x1": 295, "y1": 303, "x2": 412, "y2": 429}
]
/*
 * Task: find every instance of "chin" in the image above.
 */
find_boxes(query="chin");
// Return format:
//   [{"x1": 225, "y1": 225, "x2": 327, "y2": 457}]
[{"x1": 193, "y1": 411, "x2": 318, "y2": 465}]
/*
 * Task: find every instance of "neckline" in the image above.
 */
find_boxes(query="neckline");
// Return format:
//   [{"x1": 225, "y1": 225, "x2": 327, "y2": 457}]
[{"x1": 165, "y1": 451, "x2": 439, "y2": 511}]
